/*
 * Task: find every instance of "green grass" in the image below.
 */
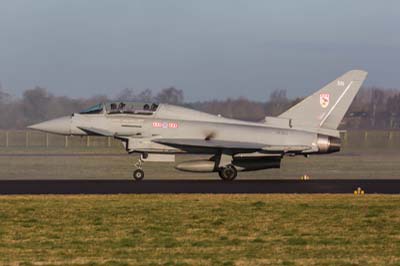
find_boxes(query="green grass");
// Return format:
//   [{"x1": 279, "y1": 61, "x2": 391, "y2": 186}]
[{"x1": 0, "y1": 195, "x2": 399, "y2": 265}]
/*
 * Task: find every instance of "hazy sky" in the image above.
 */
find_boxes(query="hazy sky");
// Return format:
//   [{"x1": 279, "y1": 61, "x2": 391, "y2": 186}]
[{"x1": 0, "y1": 0, "x2": 399, "y2": 101}]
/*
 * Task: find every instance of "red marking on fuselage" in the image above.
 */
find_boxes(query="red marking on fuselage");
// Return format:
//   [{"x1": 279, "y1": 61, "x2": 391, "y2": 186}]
[{"x1": 152, "y1": 121, "x2": 178, "y2": 129}]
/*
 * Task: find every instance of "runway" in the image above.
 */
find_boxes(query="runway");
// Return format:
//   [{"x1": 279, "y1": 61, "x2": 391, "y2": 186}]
[{"x1": 0, "y1": 179, "x2": 399, "y2": 194}]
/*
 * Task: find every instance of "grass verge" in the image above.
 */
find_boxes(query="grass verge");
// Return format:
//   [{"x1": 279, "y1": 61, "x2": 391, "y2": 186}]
[{"x1": 0, "y1": 195, "x2": 399, "y2": 266}]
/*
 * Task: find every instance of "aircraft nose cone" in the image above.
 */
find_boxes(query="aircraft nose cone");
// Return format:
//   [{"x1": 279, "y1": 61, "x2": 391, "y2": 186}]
[{"x1": 28, "y1": 116, "x2": 71, "y2": 135}]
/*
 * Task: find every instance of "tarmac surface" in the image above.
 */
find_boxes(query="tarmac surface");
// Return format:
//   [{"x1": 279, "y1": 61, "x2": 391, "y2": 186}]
[{"x1": 0, "y1": 179, "x2": 399, "y2": 194}]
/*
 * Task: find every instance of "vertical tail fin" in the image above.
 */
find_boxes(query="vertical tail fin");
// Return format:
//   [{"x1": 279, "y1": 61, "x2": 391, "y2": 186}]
[{"x1": 278, "y1": 70, "x2": 368, "y2": 129}]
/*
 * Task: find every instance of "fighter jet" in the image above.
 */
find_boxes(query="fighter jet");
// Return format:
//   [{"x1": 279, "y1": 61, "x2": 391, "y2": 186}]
[{"x1": 28, "y1": 70, "x2": 367, "y2": 180}]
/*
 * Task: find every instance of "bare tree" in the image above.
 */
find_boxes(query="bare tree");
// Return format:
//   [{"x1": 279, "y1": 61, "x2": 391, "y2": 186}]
[
  {"x1": 22, "y1": 87, "x2": 53, "y2": 124},
  {"x1": 0, "y1": 83, "x2": 399, "y2": 130},
  {"x1": 0, "y1": 81, "x2": 10, "y2": 104},
  {"x1": 116, "y1": 88, "x2": 136, "y2": 101},
  {"x1": 155, "y1": 87, "x2": 184, "y2": 104},
  {"x1": 190, "y1": 97, "x2": 265, "y2": 121},
  {"x1": 116, "y1": 88, "x2": 154, "y2": 102},
  {"x1": 265, "y1": 89, "x2": 291, "y2": 116}
]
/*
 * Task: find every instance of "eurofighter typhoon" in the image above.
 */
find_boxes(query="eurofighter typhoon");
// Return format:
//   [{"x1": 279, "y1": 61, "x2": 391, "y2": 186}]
[{"x1": 29, "y1": 70, "x2": 367, "y2": 180}]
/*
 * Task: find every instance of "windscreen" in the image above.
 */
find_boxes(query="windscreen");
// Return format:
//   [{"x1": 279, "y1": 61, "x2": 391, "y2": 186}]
[{"x1": 79, "y1": 104, "x2": 104, "y2": 114}]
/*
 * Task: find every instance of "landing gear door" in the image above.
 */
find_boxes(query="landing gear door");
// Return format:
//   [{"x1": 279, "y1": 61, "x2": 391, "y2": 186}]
[
  {"x1": 123, "y1": 137, "x2": 179, "y2": 154},
  {"x1": 142, "y1": 154, "x2": 175, "y2": 162}
]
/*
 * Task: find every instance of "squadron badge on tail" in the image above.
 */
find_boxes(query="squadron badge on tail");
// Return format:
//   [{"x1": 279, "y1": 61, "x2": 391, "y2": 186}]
[{"x1": 320, "y1": 93, "x2": 330, "y2": 108}]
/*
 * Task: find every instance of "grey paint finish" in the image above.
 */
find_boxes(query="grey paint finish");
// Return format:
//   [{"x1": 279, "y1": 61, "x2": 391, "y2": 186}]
[
  {"x1": 279, "y1": 70, "x2": 368, "y2": 129},
  {"x1": 28, "y1": 70, "x2": 367, "y2": 177}
]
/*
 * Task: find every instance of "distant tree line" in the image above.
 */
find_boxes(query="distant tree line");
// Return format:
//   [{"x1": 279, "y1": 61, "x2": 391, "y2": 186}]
[{"x1": 0, "y1": 85, "x2": 399, "y2": 130}]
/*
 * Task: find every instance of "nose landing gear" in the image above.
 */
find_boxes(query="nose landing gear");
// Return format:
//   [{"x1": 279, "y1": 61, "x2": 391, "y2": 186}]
[
  {"x1": 132, "y1": 154, "x2": 147, "y2": 181},
  {"x1": 133, "y1": 169, "x2": 144, "y2": 181}
]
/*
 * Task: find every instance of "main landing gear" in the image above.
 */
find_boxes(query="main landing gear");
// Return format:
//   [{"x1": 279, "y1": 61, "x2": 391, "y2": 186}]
[
  {"x1": 218, "y1": 164, "x2": 238, "y2": 181},
  {"x1": 214, "y1": 153, "x2": 238, "y2": 181},
  {"x1": 133, "y1": 154, "x2": 146, "y2": 181}
]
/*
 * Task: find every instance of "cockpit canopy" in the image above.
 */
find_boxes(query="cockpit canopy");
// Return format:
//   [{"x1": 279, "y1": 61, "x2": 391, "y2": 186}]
[
  {"x1": 79, "y1": 103, "x2": 104, "y2": 114},
  {"x1": 79, "y1": 102, "x2": 159, "y2": 115}
]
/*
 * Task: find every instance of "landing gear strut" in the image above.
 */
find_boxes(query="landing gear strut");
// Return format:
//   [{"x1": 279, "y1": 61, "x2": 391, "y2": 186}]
[
  {"x1": 133, "y1": 155, "x2": 145, "y2": 181},
  {"x1": 218, "y1": 164, "x2": 237, "y2": 181}
]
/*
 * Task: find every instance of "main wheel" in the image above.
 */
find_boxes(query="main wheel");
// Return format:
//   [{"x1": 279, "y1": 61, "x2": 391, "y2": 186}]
[
  {"x1": 133, "y1": 169, "x2": 145, "y2": 181},
  {"x1": 219, "y1": 165, "x2": 238, "y2": 181},
  {"x1": 218, "y1": 171, "x2": 227, "y2": 180}
]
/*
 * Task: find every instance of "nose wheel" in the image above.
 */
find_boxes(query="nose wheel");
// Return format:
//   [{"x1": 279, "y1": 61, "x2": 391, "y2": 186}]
[
  {"x1": 133, "y1": 155, "x2": 145, "y2": 181},
  {"x1": 218, "y1": 165, "x2": 237, "y2": 181},
  {"x1": 133, "y1": 169, "x2": 145, "y2": 181}
]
